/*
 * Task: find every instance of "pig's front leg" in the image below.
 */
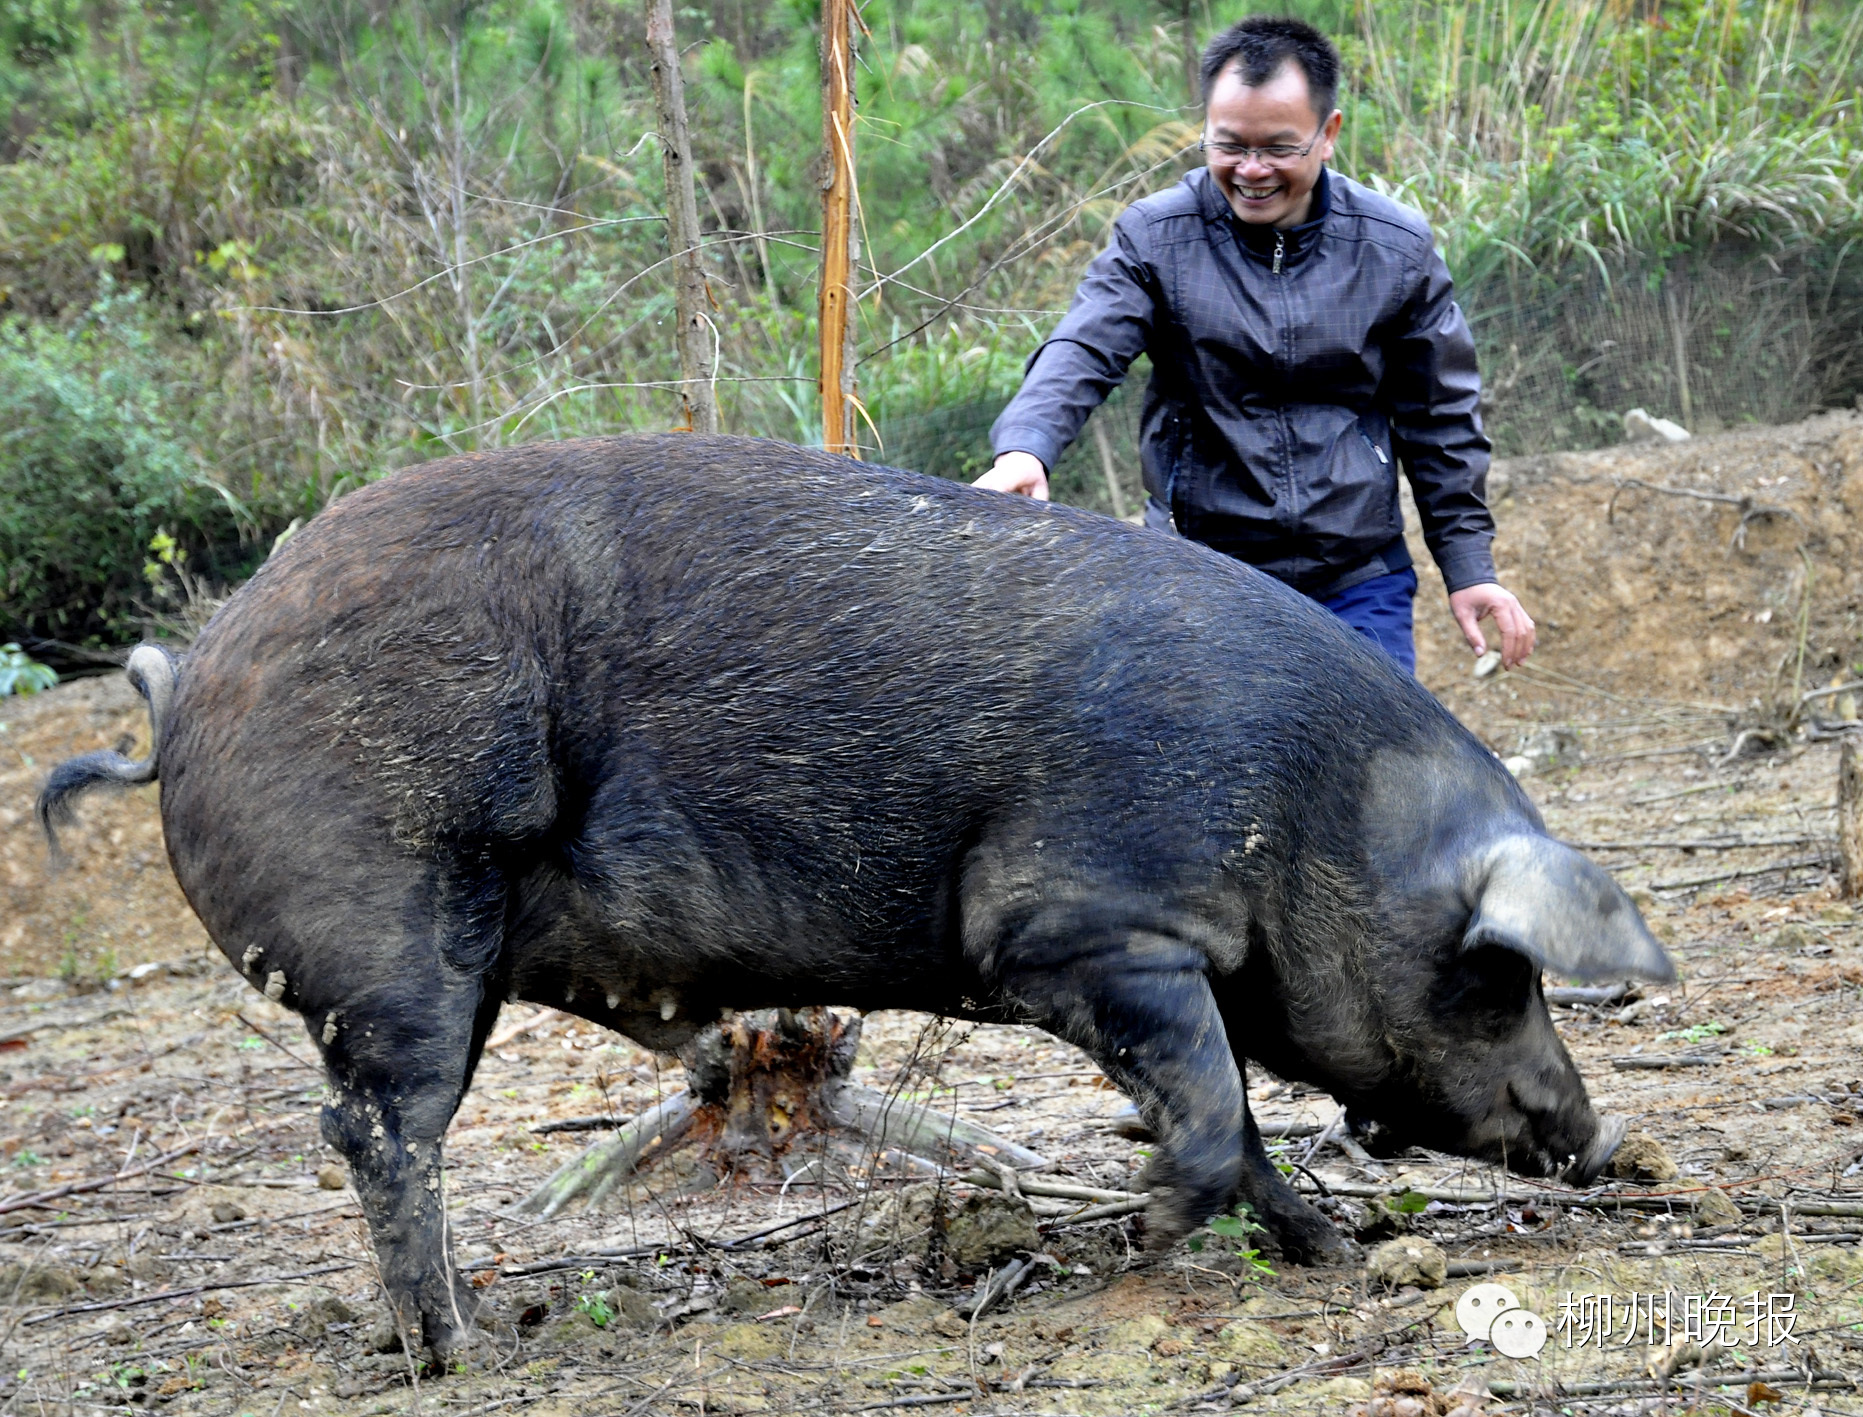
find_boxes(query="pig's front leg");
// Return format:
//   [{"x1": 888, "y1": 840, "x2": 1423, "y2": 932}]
[
  {"x1": 1234, "y1": 1094, "x2": 1350, "y2": 1263},
  {"x1": 977, "y1": 916, "x2": 1246, "y2": 1245}
]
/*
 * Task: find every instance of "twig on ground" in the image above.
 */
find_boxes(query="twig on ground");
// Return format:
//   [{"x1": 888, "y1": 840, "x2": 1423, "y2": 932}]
[
  {"x1": 1484, "y1": 1366, "x2": 1857, "y2": 1401},
  {"x1": 24, "y1": 1262, "x2": 356, "y2": 1324},
  {"x1": 1566, "y1": 836, "x2": 1830, "y2": 851},
  {"x1": 486, "y1": 1008, "x2": 563, "y2": 1050},
  {"x1": 1651, "y1": 855, "x2": 1832, "y2": 891},
  {"x1": 233, "y1": 1013, "x2": 318, "y2": 1071},
  {"x1": 0, "y1": 1140, "x2": 202, "y2": 1216}
]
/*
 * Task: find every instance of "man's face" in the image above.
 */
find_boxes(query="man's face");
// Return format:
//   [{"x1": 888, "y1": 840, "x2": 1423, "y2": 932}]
[{"x1": 1203, "y1": 60, "x2": 1343, "y2": 229}]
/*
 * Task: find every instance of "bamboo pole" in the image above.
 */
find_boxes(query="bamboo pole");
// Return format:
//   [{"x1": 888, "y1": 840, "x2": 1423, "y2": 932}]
[
  {"x1": 645, "y1": 0, "x2": 718, "y2": 434},
  {"x1": 1841, "y1": 735, "x2": 1862, "y2": 900},
  {"x1": 818, "y1": 0, "x2": 859, "y2": 456}
]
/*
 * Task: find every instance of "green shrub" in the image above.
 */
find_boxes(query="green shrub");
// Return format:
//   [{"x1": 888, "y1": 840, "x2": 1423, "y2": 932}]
[
  {"x1": 0, "y1": 644, "x2": 57, "y2": 696},
  {"x1": 0, "y1": 290, "x2": 241, "y2": 644}
]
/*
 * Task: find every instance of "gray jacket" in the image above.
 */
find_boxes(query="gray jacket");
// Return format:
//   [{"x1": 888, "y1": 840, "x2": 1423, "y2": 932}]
[{"x1": 991, "y1": 167, "x2": 1495, "y2": 598}]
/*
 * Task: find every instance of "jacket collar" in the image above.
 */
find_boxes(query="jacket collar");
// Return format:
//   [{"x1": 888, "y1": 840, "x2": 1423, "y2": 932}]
[{"x1": 1196, "y1": 165, "x2": 1333, "y2": 266}]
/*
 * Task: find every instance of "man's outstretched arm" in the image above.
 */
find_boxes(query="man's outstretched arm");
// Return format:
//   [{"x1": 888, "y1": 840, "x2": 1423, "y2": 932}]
[
  {"x1": 1387, "y1": 243, "x2": 1536, "y2": 668},
  {"x1": 978, "y1": 217, "x2": 1160, "y2": 499}
]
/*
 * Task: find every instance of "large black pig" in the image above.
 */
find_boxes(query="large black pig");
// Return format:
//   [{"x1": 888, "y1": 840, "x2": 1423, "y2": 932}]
[{"x1": 42, "y1": 436, "x2": 1671, "y2": 1362}]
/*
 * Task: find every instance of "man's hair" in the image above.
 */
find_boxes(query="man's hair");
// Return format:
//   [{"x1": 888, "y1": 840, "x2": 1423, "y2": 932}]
[{"x1": 1200, "y1": 15, "x2": 1340, "y2": 117}]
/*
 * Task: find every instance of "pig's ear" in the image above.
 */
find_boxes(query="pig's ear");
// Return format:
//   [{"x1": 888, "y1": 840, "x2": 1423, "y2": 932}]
[{"x1": 1463, "y1": 835, "x2": 1677, "y2": 983}]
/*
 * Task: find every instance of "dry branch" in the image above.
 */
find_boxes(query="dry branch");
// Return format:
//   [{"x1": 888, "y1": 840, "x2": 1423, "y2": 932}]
[
  {"x1": 646, "y1": 0, "x2": 718, "y2": 434},
  {"x1": 1650, "y1": 854, "x2": 1832, "y2": 891},
  {"x1": 487, "y1": 1006, "x2": 562, "y2": 1050},
  {"x1": 1546, "y1": 984, "x2": 1636, "y2": 1006},
  {"x1": 1612, "y1": 1053, "x2": 1718, "y2": 1069},
  {"x1": 1485, "y1": 1366, "x2": 1858, "y2": 1401},
  {"x1": 1311, "y1": 1177, "x2": 1863, "y2": 1218},
  {"x1": 24, "y1": 1262, "x2": 356, "y2": 1325},
  {"x1": 0, "y1": 1140, "x2": 203, "y2": 1217},
  {"x1": 1567, "y1": 836, "x2": 1830, "y2": 851},
  {"x1": 1841, "y1": 735, "x2": 1862, "y2": 899}
]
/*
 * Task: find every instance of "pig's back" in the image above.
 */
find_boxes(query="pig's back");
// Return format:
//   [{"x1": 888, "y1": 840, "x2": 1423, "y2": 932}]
[{"x1": 170, "y1": 435, "x2": 1472, "y2": 971}]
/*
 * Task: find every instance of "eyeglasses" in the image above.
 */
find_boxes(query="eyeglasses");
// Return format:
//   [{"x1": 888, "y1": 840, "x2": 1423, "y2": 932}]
[{"x1": 1197, "y1": 122, "x2": 1325, "y2": 166}]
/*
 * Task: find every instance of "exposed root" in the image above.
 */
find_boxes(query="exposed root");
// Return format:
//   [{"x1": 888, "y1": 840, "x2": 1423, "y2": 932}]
[{"x1": 519, "y1": 1008, "x2": 1047, "y2": 1218}]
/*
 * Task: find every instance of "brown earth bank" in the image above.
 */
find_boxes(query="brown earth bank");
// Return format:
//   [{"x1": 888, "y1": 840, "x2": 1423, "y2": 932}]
[{"x1": 0, "y1": 413, "x2": 1860, "y2": 1416}]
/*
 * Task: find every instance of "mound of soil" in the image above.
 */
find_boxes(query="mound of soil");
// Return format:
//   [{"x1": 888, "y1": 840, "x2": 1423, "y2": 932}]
[{"x1": 1412, "y1": 409, "x2": 1863, "y2": 729}]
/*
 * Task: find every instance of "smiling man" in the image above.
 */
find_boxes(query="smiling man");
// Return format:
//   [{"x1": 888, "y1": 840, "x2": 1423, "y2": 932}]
[{"x1": 975, "y1": 15, "x2": 1534, "y2": 673}]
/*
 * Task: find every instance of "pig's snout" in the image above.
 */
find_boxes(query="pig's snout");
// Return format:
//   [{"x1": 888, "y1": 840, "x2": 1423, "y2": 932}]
[{"x1": 1561, "y1": 1113, "x2": 1625, "y2": 1187}]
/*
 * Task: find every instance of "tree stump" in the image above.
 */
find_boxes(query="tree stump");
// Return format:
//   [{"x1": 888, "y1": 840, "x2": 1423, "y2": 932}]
[{"x1": 520, "y1": 1008, "x2": 1046, "y2": 1217}]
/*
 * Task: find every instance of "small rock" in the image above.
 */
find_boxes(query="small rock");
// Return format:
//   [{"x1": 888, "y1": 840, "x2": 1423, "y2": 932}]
[
  {"x1": 1692, "y1": 1187, "x2": 1742, "y2": 1226},
  {"x1": 0, "y1": 1262, "x2": 82, "y2": 1303},
  {"x1": 1768, "y1": 924, "x2": 1820, "y2": 952},
  {"x1": 1365, "y1": 1239, "x2": 1446, "y2": 1290},
  {"x1": 929, "y1": 1309, "x2": 968, "y2": 1339},
  {"x1": 104, "y1": 1321, "x2": 135, "y2": 1346},
  {"x1": 1607, "y1": 1132, "x2": 1679, "y2": 1183},
  {"x1": 294, "y1": 1295, "x2": 355, "y2": 1340},
  {"x1": 316, "y1": 1163, "x2": 347, "y2": 1191},
  {"x1": 856, "y1": 1183, "x2": 947, "y2": 1259},
  {"x1": 1473, "y1": 651, "x2": 1502, "y2": 680},
  {"x1": 210, "y1": 1200, "x2": 246, "y2": 1224},
  {"x1": 1501, "y1": 755, "x2": 1534, "y2": 778},
  {"x1": 1354, "y1": 1195, "x2": 1412, "y2": 1242},
  {"x1": 549, "y1": 1310, "x2": 611, "y2": 1345},
  {"x1": 366, "y1": 1313, "x2": 405, "y2": 1354},
  {"x1": 1514, "y1": 725, "x2": 1581, "y2": 771},
  {"x1": 717, "y1": 1279, "x2": 770, "y2": 1317},
  {"x1": 601, "y1": 1283, "x2": 658, "y2": 1329},
  {"x1": 1373, "y1": 1368, "x2": 1433, "y2": 1395},
  {"x1": 944, "y1": 1191, "x2": 1040, "y2": 1267}
]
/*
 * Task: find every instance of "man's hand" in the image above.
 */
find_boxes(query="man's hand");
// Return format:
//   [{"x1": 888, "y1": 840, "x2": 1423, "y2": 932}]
[
  {"x1": 1448, "y1": 582, "x2": 1536, "y2": 669},
  {"x1": 974, "y1": 450, "x2": 1050, "y2": 500}
]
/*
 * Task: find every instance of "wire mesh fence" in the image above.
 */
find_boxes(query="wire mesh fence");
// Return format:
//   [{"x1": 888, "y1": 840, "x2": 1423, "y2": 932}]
[{"x1": 870, "y1": 242, "x2": 1863, "y2": 515}]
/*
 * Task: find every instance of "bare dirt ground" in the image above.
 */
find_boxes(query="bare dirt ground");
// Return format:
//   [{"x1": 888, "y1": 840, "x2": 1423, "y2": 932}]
[{"x1": 1, "y1": 412, "x2": 1861, "y2": 1417}]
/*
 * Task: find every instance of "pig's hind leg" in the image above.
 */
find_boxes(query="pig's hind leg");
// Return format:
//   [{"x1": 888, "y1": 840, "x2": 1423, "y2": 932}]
[
  {"x1": 237, "y1": 852, "x2": 506, "y2": 1369},
  {"x1": 315, "y1": 970, "x2": 501, "y2": 1367},
  {"x1": 976, "y1": 910, "x2": 1248, "y2": 1247}
]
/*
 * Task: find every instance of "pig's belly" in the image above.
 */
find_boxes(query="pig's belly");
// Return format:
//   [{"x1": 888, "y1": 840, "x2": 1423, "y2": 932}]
[{"x1": 505, "y1": 855, "x2": 977, "y2": 1022}]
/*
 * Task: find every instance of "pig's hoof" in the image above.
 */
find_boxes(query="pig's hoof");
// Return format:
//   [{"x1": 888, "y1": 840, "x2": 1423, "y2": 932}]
[{"x1": 1258, "y1": 1203, "x2": 1351, "y2": 1265}]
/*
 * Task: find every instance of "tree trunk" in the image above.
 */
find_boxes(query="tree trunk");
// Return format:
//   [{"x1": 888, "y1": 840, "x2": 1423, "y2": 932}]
[
  {"x1": 645, "y1": 0, "x2": 719, "y2": 434},
  {"x1": 818, "y1": 0, "x2": 859, "y2": 456}
]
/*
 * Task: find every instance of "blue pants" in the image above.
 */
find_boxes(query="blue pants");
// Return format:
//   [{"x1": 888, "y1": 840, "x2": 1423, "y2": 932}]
[{"x1": 1318, "y1": 568, "x2": 1418, "y2": 674}]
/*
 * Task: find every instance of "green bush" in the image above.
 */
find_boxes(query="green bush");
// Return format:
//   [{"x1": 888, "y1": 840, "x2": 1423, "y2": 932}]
[{"x1": 0, "y1": 290, "x2": 241, "y2": 644}]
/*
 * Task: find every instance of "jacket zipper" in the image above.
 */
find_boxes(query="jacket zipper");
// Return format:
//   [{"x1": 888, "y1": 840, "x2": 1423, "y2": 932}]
[
  {"x1": 1361, "y1": 432, "x2": 1389, "y2": 465},
  {"x1": 1271, "y1": 229, "x2": 1294, "y2": 531}
]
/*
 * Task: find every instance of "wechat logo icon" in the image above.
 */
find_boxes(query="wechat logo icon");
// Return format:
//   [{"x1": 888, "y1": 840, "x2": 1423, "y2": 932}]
[{"x1": 1456, "y1": 1283, "x2": 1547, "y2": 1358}]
